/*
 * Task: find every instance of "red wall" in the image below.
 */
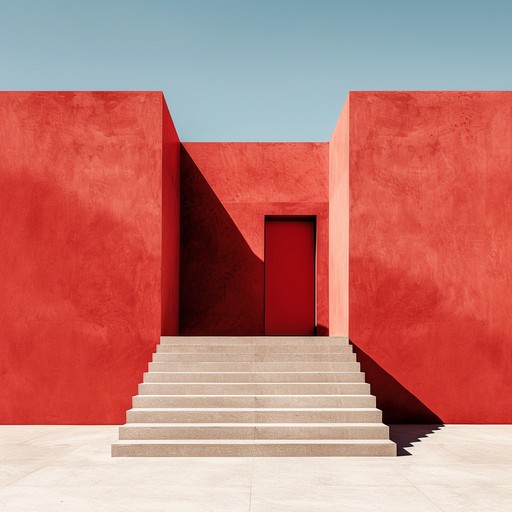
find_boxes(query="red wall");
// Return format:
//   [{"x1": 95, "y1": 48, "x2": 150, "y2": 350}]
[
  {"x1": 346, "y1": 91, "x2": 512, "y2": 423},
  {"x1": 0, "y1": 92, "x2": 180, "y2": 424},
  {"x1": 5, "y1": 90, "x2": 509, "y2": 425},
  {"x1": 161, "y1": 100, "x2": 180, "y2": 334},
  {"x1": 329, "y1": 97, "x2": 349, "y2": 336},
  {"x1": 180, "y1": 143, "x2": 329, "y2": 335}
]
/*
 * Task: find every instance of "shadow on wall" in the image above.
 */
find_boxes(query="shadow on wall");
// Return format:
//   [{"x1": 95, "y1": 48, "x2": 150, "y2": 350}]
[
  {"x1": 388, "y1": 424, "x2": 445, "y2": 456},
  {"x1": 348, "y1": 246, "x2": 512, "y2": 424},
  {"x1": 179, "y1": 146, "x2": 264, "y2": 335},
  {"x1": 350, "y1": 340, "x2": 443, "y2": 424},
  {"x1": 351, "y1": 332, "x2": 445, "y2": 455}
]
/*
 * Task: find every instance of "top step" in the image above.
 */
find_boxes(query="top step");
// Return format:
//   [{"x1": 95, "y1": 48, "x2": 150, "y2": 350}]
[{"x1": 160, "y1": 336, "x2": 350, "y2": 346}]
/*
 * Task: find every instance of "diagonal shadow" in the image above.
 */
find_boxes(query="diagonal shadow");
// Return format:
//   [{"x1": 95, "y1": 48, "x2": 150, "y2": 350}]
[
  {"x1": 179, "y1": 145, "x2": 264, "y2": 335},
  {"x1": 350, "y1": 340, "x2": 444, "y2": 455},
  {"x1": 350, "y1": 341, "x2": 443, "y2": 424}
]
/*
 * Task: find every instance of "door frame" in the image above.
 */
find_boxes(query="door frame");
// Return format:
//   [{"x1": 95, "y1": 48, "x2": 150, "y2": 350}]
[{"x1": 263, "y1": 215, "x2": 317, "y2": 335}]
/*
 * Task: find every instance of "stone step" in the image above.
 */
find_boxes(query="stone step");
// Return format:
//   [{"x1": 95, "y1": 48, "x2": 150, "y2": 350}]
[
  {"x1": 132, "y1": 394, "x2": 377, "y2": 408},
  {"x1": 139, "y1": 382, "x2": 371, "y2": 395},
  {"x1": 114, "y1": 336, "x2": 393, "y2": 457},
  {"x1": 152, "y1": 352, "x2": 356, "y2": 363},
  {"x1": 143, "y1": 371, "x2": 366, "y2": 383},
  {"x1": 156, "y1": 344, "x2": 353, "y2": 354},
  {"x1": 119, "y1": 422, "x2": 390, "y2": 440},
  {"x1": 126, "y1": 407, "x2": 382, "y2": 423},
  {"x1": 160, "y1": 336, "x2": 349, "y2": 347},
  {"x1": 112, "y1": 439, "x2": 397, "y2": 457},
  {"x1": 148, "y1": 362, "x2": 360, "y2": 372}
]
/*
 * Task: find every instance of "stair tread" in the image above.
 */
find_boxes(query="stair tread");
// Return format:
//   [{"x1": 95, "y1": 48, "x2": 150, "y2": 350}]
[
  {"x1": 160, "y1": 336, "x2": 347, "y2": 339},
  {"x1": 120, "y1": 422, "x2": 388, "y2": 427},
  {"x1": 156, "y1": 352, "x2": 353, "y2": 354},
  {"x1": 157, "y1": 348, "x2": 352, "y2": 351},
  {"x1": 142, "y1": 381, "x2": 366, "y2": 386},
  {"x1": 141, "y1": 383, "x2": 367, "y2": 385},
  {"x1": 149, "y1": 363, "x2": 359, "y2": 366},
  {"x1": 133, "y1": 394, "x2": 374, "y2": 398},
  {"x1": 145, "y1": 372, "x2": 364, "y2": 375},
  {"x1": 113, "y1": 439, "x2": 394, "y2": 445},
  {"x1": 128, "y1": 407, "x2": 380, "y2": 412}
]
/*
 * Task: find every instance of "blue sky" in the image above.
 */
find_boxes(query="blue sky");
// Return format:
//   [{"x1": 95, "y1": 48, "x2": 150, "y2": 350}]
[{"x1": 0, "y1": 0, "x2": 511, "y2": 141}]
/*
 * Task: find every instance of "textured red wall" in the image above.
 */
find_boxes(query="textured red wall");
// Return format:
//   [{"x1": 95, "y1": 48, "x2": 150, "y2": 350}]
[
  {"x1": 161, "y1": 100, "x2": 180, "y2": 334},
  {"x1": 347, "y1": 91, "x2": 512, "y2": 423},
  {"x1": 0, "y1": 92, "x2": 180, "y2": 424},
  {"x1": 180, "y1": 143, "x2": 329, "y2": 335},
  {"x1": 329, "y1": 97, "x2": 349, "y2": 336}
]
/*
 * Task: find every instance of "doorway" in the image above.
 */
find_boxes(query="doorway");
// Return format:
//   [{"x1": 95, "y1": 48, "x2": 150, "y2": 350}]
[{"x1": 264, "y1": 217, "x2": 316, "y2": 335}]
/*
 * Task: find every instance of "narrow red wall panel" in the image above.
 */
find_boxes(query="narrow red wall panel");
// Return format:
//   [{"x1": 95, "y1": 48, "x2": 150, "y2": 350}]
[
  {"x1": 161, "y1": 99, "x2": 180, "y2": 334},
  {"x1": 180, "y1": 143, "x2": 329, "y2": 335},
  {"x1": 328, "y1": 97, "x2": 349, "y2": 336},
  {"x1": 265, "y1": 220, "x2": 316, "y2": 335},
  {"x1": 347, "y1": 91, "x2": 512, "y2": 423},
  {"x1": 0, "y1": 92, "x2": 180, "y2": 424}
]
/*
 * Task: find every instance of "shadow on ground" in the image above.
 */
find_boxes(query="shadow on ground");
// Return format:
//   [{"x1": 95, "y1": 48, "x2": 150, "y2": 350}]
[{"x1": 389, "y1": 424, "x2": 445, "y2": 456}]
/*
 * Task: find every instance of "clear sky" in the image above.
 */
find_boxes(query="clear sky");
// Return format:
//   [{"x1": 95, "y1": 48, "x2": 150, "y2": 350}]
[{"x1": 0, "y1": 0, "x2": 511, "y2": 141}]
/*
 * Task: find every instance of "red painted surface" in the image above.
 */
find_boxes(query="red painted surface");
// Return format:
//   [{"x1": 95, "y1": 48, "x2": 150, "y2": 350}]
[
  {"x1": 180, "y1": 143, "x2": 329, "y2": 335},
  {"x1": 264, "y1": 219, "x2": 316, "y2": 335},
  {"x1": 3, "y1": 89, "x2": 509, "y2": 425},
  {"x1": 328, "y1": 97, "x2": 349, "y2": 336},
  {"x1": 346, "y1": 91, "x2": 512, "y2": 423},
  {"x1": 161, "y1": 100, "x2": 180, "y2": 334},
  {"x1": 0, "y1": 92, "x2": 180, "y2": 424}
]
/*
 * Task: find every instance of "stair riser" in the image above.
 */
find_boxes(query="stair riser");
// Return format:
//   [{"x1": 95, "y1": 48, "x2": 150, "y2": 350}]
[
  {"x1": 143, "y1": 372, "x2": 366, "y2": 383},
  {"x1": 132, "y1": 395, "x2": 376, "y2": 408},
  {"x1": 156, "y1": 345, "x2": 353, "y2": 354},
  {"x1": 112, "y1": 442, "x2": 396, "y2": 457},
  {"x1": 148, "y1": 362, "x2": 360, "y2": 372},
  {"x1": 126, "y1": 410, "x2": 382, "y2": 423},
  {"x1": 152, "y1": 353, "x2": 356, "y2": 363},
  {"x1": 160, "y1": 337, "x2": 349, "y2": 347},
  {"x1": 139, "y1": 383, "x2": 371, "y2": 395},
  {"x1": 119, "y1": 425, "x2": 390, "y2": 440}
]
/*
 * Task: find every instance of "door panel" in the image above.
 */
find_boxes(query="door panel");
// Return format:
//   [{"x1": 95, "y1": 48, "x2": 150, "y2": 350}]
[{"x1": 264, "y1": 219, "x2": 315, "y2": 335}]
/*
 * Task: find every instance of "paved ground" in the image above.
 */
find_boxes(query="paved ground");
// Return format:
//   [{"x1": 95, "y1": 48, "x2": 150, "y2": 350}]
[{"x1": 1, "y1": 425, "x2": 511, "y2": 511}]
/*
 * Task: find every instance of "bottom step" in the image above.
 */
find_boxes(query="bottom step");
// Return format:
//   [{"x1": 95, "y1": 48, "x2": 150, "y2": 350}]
[{"x1": 111, "y1": 439, "x2": 396, "y2": 457}]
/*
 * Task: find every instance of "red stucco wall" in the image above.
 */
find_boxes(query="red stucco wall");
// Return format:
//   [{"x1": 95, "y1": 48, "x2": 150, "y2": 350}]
[
  {"x1": 3, "y1": 90, "x2": 509, "y2": 424},
  {"x1": 161, "y1": 99, "x2": 180, "y2": 334},
  {"x1": 347, "y1": 91, "x2": 512, "y2": 423},
  {"x1": 180, "y1": 142, "x2": 329, "y2": 335},
  {"x1": 0, "y1": 92, "x2": 180, "y2": 424},
  {"x1": 329, "y1": 97, "x2": 349, "y2": 336}
]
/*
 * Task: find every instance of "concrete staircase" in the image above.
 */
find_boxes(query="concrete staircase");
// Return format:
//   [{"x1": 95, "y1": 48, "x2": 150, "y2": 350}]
[{"x1": 112, "y1": 336, "x2": 396, "y2": 456}]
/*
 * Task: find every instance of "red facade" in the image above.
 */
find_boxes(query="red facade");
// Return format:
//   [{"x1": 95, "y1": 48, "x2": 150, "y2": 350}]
[
  {"x1": 347, "y1": 92, "x2": 512, "y2": 423},
  {"x1": 0, "y1": 92, "x2": 180, "y2": 423},
  {"x1": 0, "y1": 91, "x2": 511, "y2": 423}
]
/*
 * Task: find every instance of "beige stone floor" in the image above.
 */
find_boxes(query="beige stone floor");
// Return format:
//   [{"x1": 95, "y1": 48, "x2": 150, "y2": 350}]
[{"x1": 1, "y1": 425, "x2": 512, "y2": 511}]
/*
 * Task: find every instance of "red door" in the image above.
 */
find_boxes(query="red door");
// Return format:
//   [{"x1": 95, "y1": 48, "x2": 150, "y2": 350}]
[{"x1": 264, "y1": 218, "x2": 316, "y2": 335}]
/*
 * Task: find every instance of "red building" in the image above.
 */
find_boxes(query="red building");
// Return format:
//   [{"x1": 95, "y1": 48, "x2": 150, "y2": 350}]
[{"x1": 1, "y1": 91, "x2": 511, "y2": 435}]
